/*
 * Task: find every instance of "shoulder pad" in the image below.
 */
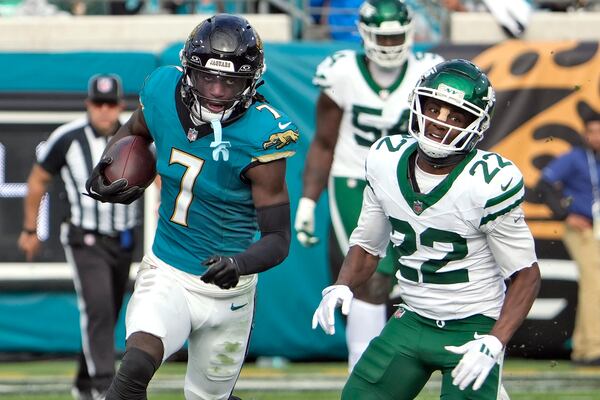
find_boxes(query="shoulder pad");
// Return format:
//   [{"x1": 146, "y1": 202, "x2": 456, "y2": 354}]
[
  {"x1": 313, "y1": 50, "x2": 356, "y2": 89},
  {"x1": 141, "y1": 66, "x2": 180, "y2": 99},
  {"x1": 366, "y1": 136, "x2": 414, "y2": 176},
  {"x1": 371, "y1": 135, "x2": 413, "y2": 154}
]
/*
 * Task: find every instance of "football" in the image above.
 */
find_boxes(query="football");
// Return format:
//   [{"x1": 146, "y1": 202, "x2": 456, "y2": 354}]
[{"x1": 103, "y1": 135, "x2": 156, "y2": 189}]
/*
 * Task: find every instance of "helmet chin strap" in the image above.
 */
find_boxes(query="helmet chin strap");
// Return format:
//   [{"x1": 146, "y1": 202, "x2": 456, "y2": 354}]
[
  {"x1": 189, "y1": 99, "x2": 234, "y2": 125},
  {"x1": 417, "y1": 147, "x2": 467, "y2": 169}
]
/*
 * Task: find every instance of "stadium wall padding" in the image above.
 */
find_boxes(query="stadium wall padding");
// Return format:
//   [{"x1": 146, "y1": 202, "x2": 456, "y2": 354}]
[{"x1": 0, "y1": 41, "x2": 598, "y2": 360}]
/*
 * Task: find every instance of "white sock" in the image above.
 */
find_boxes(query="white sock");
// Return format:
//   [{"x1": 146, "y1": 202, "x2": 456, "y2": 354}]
[{"x1": 346, "y1": 298, "x2": 387, "y2": 372}]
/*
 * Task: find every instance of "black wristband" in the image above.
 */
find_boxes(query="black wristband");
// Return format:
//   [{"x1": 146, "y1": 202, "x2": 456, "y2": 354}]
[{"x1": 23, "y1": 228, "x2": 37, "y2": 235}]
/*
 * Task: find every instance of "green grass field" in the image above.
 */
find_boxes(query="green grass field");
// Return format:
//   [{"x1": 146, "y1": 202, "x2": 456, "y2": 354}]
[{"x1": 0, "y1": 358, "x2": 599, "y2": 399}]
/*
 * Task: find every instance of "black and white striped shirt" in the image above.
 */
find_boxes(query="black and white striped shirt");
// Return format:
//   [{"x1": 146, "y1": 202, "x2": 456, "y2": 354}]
[{"x1": 37, "y1": 117, "x2": 138, "y2": 236}]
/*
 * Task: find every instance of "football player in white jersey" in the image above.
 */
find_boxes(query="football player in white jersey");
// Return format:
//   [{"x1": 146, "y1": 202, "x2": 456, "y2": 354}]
[
  {"x1": 294, "y1": 0, "x2": 444, "y2": 370},
  {"x1": 312, "y1": 59, "x2": 541, "y2": 399}
]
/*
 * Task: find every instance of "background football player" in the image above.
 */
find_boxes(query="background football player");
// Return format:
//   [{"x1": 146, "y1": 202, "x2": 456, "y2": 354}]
[
  {"x1": 294, "y1": 0, "x2": 444, "y2": 370},
  {"x1": 312, "y1": 59, "x2": 541, "y2": 399},
  {"x1": 86, "y1": 14, "x2": 299, "y2": 400}
]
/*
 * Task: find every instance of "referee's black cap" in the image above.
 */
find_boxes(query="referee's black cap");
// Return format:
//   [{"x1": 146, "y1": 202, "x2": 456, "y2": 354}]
[{"x1": 87, "y1": 74, "x2": 123, "y2": 103}]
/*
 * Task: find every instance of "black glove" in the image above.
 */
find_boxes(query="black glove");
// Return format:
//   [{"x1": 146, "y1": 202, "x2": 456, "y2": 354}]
[
  {"x1": 85, "y1": 157, "x2": 145, "y2": 205},
  {"x1": 201, "y1": 255, "x2": 241, "y2": 289}
]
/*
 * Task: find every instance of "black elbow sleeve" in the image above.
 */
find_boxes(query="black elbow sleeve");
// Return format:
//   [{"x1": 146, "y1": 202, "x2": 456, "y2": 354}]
[{"x1": 233, "y1": 202, "x2": 291, "y2": 275}]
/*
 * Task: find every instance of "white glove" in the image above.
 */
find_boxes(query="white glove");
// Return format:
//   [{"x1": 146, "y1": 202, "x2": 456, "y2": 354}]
[
  {"x1": 311, "y1": 285, "x2": 353, "y2": 335},
  {"x1": 295, "y1": 197, "x2": 319, "y2": 247},
  {"x1": 445, "y1": 333, "x2": 504, "y2": 391}
]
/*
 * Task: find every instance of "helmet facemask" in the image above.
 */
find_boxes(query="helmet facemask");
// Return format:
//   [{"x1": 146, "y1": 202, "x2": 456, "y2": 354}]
[
  {"x1": 407, "y1": 59, "x2": 496, "y2": 164},
  {"x1": 408, "y1": 86, "x2": 492, "y2": 159},
  {"x1": 182, "y1": 63, "x2": 260, "y2": 124},
  {"x1": 358, "y1": 0, "x2": 414, "y2": 69},
  {"x1": 359, "y1": 19, "x2": 413, "y2": 68}
]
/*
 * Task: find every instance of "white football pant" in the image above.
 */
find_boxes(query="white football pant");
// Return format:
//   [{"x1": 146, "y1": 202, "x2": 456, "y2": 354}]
[{"x1": 126, "y1": 253, "x2": 256, "y2": 400}]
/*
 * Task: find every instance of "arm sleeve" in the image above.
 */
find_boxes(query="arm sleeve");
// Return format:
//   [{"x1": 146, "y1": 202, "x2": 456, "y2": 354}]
[
  {"x1": 312, "y1": 51, "x2": 351, "y2": 108},
  {"x1": 486, "y1": 205, "x2": 538, "y2": 279},
  {"x1": 348, "y1": 184, "x2": 392, "y2": 258},
  {"x1": 233, "y1": 202, "x2": 291, "y2": 275}
]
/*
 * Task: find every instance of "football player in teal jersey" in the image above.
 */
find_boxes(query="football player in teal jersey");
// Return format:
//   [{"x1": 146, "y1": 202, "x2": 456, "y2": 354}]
[
  {"x1": 312, "y1": 59, "x2": 541, "y2": 399},
  {"x1": 86, "y1": 15, "x2": 298, "y2": 400}
]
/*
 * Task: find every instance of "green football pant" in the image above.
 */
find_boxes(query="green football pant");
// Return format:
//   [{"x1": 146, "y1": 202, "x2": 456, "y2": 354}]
[
  {"x1": 329, "y1": 176, "x2": 397, "y2": 275},
  {"x1": 342, "y1": 308, "x2": 502, "y2": 400}
]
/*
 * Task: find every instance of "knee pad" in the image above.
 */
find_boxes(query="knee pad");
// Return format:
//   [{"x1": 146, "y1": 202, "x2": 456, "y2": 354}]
[{"x1": 105, "y1": 348, "x2": 160, "y2": 400}]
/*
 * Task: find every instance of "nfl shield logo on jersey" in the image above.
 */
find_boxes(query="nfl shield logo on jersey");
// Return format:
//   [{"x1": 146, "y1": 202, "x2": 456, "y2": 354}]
[
  {"x1": 412, "y1": 200, "x2": 424, "y2": 215},
  {"x1": 187, "y1": 128, "x2": 198, "y2": 142}
]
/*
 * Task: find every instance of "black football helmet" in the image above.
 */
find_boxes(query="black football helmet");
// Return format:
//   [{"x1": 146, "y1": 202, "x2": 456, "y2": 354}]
[{"x1": 180, "y1": 14, "x2": 265, "y2": 123}]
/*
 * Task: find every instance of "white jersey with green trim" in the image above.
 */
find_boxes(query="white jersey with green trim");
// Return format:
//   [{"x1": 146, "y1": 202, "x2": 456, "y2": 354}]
[
  {"x1": 313, "y1": 50, "x2": 443, "y2": 179},
  {"x1": 349, "y1": 135, "x2": 537, "y2": 321}
]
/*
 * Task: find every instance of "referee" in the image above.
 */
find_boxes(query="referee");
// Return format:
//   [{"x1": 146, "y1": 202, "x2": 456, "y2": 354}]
[{"x1": 18, "y1": 74, "x2": 138, "y2": 400}]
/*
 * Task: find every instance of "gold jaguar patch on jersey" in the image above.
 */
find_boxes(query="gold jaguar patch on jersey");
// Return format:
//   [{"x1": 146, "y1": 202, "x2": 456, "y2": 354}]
[{"x1": 263, "y1": 130, "x2": 299, "y2": 150}]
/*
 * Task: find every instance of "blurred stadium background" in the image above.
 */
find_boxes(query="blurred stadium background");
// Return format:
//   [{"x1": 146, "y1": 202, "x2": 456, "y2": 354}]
[{"x1": 0, "y1": 0, "x2": 600, "y2": 398}]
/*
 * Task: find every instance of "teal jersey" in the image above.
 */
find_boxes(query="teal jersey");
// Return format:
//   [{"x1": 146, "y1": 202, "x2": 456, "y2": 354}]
[{"x1": 140, "y1": 66, "x2": 299, "y2": 275}]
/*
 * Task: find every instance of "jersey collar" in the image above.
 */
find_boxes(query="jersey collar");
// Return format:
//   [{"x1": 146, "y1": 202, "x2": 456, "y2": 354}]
[
  {"x1": 356, "y1": 53, "x2": 408, "y2": 98},
  {"x1": 397, "y1": 142, "x2": 476, "y2": 215}
]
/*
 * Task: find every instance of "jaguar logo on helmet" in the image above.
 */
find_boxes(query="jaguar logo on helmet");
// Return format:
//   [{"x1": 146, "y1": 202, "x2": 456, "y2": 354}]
[
  {"x1": 190, "y1": 55, "x2": 201, "y2": 63},
  {"x1": 239, "y1": 65, "x2": 252, "y2": 72}
]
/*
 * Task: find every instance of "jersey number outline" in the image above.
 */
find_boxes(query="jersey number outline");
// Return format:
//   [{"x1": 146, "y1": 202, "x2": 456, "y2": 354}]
[
  {"x1": 169, "y1": 148, "x2": 205, "y2": 226},
  {"x1": 389, "y1": 217, "x2": 469, "y2": 284},
  {"x1": 352, "y1": 105, "x2": 409, "y2": 147},
  {"x1": 468, "y1": 153, "x2": 512, "y2": 184},
  {"x1": 256, "y1": 104, "x2": 281, "y2": 119}
]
